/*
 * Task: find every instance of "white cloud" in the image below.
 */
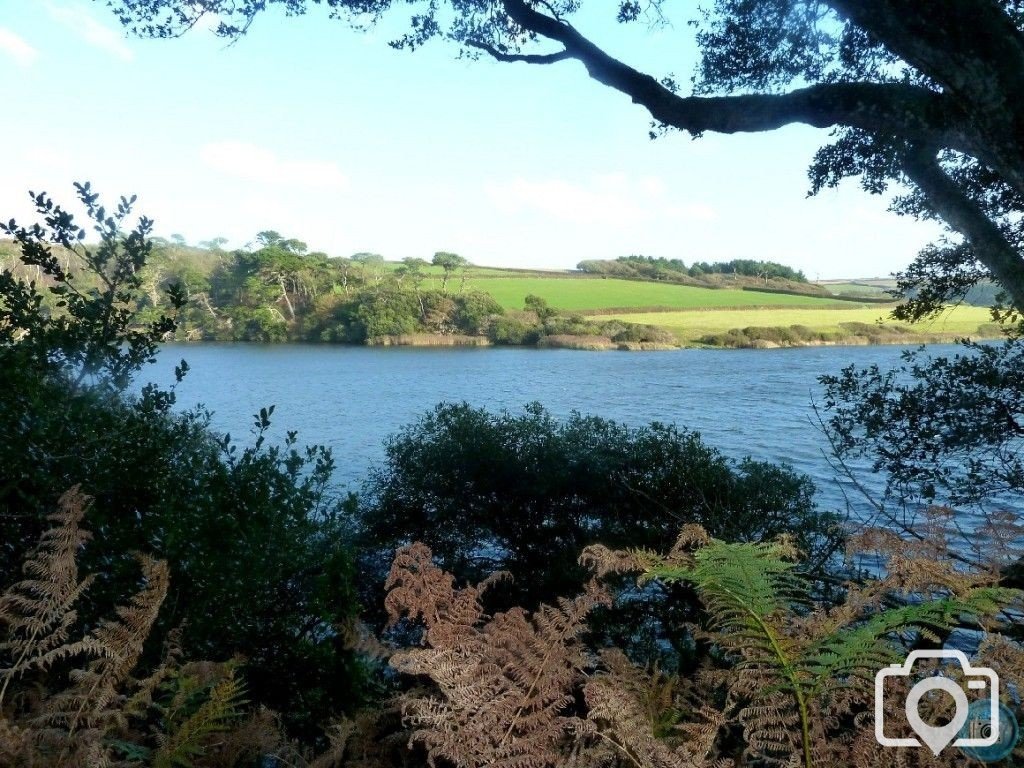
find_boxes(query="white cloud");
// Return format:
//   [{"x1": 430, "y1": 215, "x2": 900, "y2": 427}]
[
  {"x1": 46, "y1": 3, "x2": 134, "y2": 62},
  {"x1": 485, "y1": 174, "x2": 716, "y2": 227},
  {"x1": 199, "y1": 141, "x2": 349, "y2": 189},
  {"x1": 0, "y1": 28, "x2": 39, "y2": 67}
]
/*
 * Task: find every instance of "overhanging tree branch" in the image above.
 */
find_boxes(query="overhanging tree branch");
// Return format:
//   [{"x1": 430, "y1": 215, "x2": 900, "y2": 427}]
[
  {"x1": 465, "y1": 41, "x2": 570, "y2": 64},
  {"x1": 825, "y1": 0, "x2": 1024, "y2": 109},
  {"x1": 823, "y1": 0, "x2": 1024, "y2": 194},
  {"x1": 903, "y1": 144, "x2": 1024, "y2": 310},
  {"x1": 487, "y1": 0, "x2": 975, "y2": 154}
]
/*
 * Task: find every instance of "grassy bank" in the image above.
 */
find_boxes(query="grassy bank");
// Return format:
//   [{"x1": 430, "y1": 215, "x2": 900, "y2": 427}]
[
  {"x1": 463, "y1": 277, "x2": 844, "y2": 312},
  {"x1": 367, "y1": 333, "x2": 492, "y2": 346},
  {"x1": 603, "y1": 305, "x2": 999, "y2": 346}
]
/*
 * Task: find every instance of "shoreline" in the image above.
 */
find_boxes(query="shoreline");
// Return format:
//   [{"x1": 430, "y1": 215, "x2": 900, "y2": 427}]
[{"x1": 164, "y1": 329, "x2": 1005, "y2": 351}]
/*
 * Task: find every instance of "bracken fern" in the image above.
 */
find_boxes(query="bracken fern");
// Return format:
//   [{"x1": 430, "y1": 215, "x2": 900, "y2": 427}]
[
  {"x1": 0, "y1": 488, "x2": 281, "y2": 768},
  {"x1": 583, "y1": 523, "x2": 1020, "y2": 768}
]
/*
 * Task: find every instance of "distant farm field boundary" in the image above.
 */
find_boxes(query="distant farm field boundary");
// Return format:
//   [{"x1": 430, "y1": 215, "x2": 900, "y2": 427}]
[
  {"x1": 741, "y1": 285, "x2": 894, "y2": 303},
  {"x1": 578, "y1": 302, "x2": 865, "y2": 316}
]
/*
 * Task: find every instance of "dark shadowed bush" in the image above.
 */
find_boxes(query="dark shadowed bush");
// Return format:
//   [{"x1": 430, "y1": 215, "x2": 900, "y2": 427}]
[
  {"x1": 487, "y1": 312, "x2": 541, "y2": 345},
  {"x1": 0, "y1": 185, "x2": 366, "y2": 739},
  {"x1": 355, "y1": 402, "x2": 842, "y2": 666}
]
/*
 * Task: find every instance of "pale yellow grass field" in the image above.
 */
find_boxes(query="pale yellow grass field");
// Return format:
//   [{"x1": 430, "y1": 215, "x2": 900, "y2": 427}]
[{"x1": 603, "y1": 305, "x2": 997, "y2": 342}]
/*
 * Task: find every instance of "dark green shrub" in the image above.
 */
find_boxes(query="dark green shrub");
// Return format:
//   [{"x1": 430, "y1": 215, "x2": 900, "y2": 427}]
[
  {"x1": 454, "y1": 290, "x2": 504, "y2": 334},
  {"x1": 355, "y1": 290, "x2": 422, "y2": 339},
  {"x1": 609, "y1": 323, "x2": 676, "y2": 344},
  {"x1": 697, "y1": 329, "x2": 749, "y2": 347},
  {"x1": 228, "y1": 305, "x2": 289, "y2": 341},
  {"x1": 838, "y1": 321, "x2": 884, "y2": 336},
  {"x1": 524, "y1": 293, "x2": 556, "y2": 321},
  {"x1": 487, "y1": 313, "x2": 540, "y2": 345},
  {"x1": 0, "y1": 185, "x2": 366, "y2": 738},
  {"x1": 356, "y1": 402, "x2": 842, "y2": 667},
  {"x1": 741, "y1": 325, "x2": 798, "y2": 344},
  {"x1": 541, "y1": 313, "x2": 593, "y2": 336}
]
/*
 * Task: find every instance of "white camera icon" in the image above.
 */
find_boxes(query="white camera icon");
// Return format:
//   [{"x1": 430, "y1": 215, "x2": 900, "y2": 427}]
[{"x1": 875, "y1": 649, "x2": 999, "y2": 755}]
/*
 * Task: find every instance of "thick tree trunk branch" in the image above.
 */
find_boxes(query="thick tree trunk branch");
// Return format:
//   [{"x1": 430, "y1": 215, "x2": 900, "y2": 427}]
[
  {"x1": 825, "y1": 0, "x2": 1024, "y2": 195},
  {"x1": 493, "y1": 0, "x2": 974, "y2": 153},
  {"x1": 903, "y1": 146, "x2": 1024, "y2": 311},
  {"x1": 826, "y1": 0, "x2": 1024, "y2": 108}
]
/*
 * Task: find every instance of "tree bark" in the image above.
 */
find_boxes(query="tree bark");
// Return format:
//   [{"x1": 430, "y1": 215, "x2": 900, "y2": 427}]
[
  {"x1": 277, "y1": 275, "x2": 296, "y2": 321},
  {"x1": 903, "y1": 146, "x2": 1024, "y2": 310},
  {"x1": 825, "y1": 0, "x2": 1024, "y2": 195}
]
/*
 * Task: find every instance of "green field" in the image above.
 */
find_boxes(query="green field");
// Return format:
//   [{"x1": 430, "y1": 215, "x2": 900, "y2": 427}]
[
  {"x1": 455, "y1": 277, "x2": 843, "y2": 312},
  {"x1": 369, "y1": 260, "x2": 1002, "y2": 346},
  {"x1": 603, "y1": 305, "x2": 997, "y2": 343}
]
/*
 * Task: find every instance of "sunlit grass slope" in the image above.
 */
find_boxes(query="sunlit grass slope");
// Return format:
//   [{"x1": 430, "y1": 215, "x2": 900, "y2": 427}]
[
  {"x1": 603, "y1": 305, "x2": 997, "y2": 343},
  {"x1": 458, "y1": 277, "x2": 841, "y2": 312}
]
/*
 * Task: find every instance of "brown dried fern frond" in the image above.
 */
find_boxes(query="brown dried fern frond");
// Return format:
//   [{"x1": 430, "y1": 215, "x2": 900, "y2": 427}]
[
  {"x1": 44, "y1": 553, "x2": 169, "y2": 734},
  {"x1": 205, "y1": 706, "x2": 286, "y2": 768},
  {"x1": 0, "y1": 490, "x2": 298, "y2": 768},
  {"x1": 578, "y1": 649, "x2": 691, "y2": 768},
  {"x1": 340, "y1": 618, "x2": 393, "y2": 661},
  {"x1": 0, "y1": 486, "x2": 96, "y2": 710},
  {"x1": 0, "y1": 717, "x2": 33, "y2": 765},
  {"x1": 120, "y1": 625, "x2": 185, "y2": 724},
  {"x1": 851, "y1": 504, "x2": 1024, "y2": 600},
  {"x1": 385, "y1": 542, "x2": 610, "y2": 768},
  {"x1": 307, "y1": 709, "x2": 409, "y2": 768},
  {"x1": 384, "y1": 541, "x2": 495, "y2": 647}
]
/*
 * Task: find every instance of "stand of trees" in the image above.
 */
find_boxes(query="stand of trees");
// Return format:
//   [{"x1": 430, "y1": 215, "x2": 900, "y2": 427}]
[
  {"x1": 1, "y1": 236, "x2": 677, "y2": 347},
  {"x1": 578, "y1": 255, "x2": 809, "y2": 284},
  {"x1": 136, "y1": 239, "x2": 502, "y2": 343}
]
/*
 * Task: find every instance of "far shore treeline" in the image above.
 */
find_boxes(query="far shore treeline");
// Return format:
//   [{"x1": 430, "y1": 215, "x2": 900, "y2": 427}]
[{"x1": 0, "y1": 235, "x2": 999, "y2": 350}]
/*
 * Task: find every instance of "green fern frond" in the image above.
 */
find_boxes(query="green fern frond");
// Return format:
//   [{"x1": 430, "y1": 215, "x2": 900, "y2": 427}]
[
  {"x1": 152, "y1": 668, "x2": 247, "y2": 768},
  {"x1": 647, "y1": 539, "x2": 804, "y2": 626},
  {"x1": 637, "y1": 532, "x2": 1020, "y2": 768}
]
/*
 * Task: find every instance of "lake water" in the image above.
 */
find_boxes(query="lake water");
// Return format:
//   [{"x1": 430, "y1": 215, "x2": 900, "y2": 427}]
[{"x1": 149, "y1": 342, "x2": 951, "y2": 518}]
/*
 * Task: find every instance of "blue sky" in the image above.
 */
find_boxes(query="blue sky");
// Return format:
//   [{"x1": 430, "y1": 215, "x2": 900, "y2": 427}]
[{"x1": 1, "y1": 2, "x2": 943, "y2": 278}]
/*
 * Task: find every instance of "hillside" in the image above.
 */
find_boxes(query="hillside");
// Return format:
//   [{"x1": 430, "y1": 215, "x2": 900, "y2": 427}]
[
  {"x1": 447, "y1": 277, "x2": 845, "y2": 312},
  {"x1": 0, "y1": 239, "x2": 1003, "y2": 349},
  {"x1": 820, "y1": 277, "x2": 1003, "y2": 308}
]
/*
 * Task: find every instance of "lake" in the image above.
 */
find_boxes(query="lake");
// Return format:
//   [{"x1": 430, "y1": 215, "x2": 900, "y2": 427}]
[{"x1": 149, "y1": 342, "x2": 950, "y2": 519}]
